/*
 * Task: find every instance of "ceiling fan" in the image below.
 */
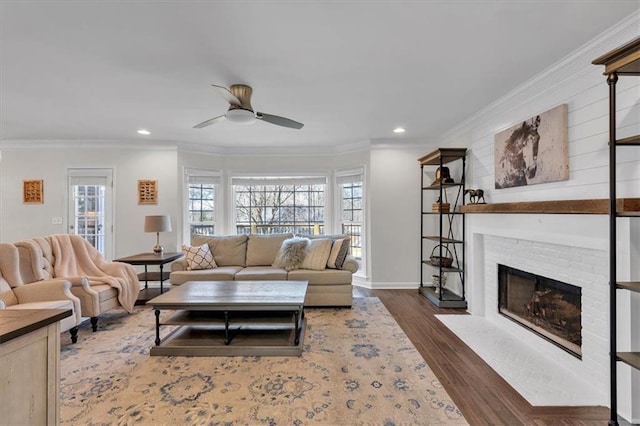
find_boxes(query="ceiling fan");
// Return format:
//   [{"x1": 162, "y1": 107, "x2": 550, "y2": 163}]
[{"x1": 194, "y1": 84, "x2": 304, "y2": 130}]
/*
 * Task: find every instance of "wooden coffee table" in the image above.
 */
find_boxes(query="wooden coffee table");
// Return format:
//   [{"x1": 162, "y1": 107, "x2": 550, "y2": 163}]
[{"x1": 146, "y1": 280, "x2": 308, "y2": 356}]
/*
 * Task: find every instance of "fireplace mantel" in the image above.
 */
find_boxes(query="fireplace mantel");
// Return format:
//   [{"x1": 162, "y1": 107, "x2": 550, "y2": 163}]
[{"x1": 459, "y1": 197, "x2": 640, "y2": 215}]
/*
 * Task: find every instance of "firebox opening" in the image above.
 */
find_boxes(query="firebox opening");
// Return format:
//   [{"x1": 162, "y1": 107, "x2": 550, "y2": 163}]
[{"x1": 498, "y1": 264, "x2": 582, "y2": 359}]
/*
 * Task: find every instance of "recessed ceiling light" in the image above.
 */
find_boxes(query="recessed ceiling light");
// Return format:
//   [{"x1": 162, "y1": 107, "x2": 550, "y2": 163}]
[
  {"x1": 137, "y1": 129, "x2": 151, "y2": 135},
  {"x1": 393, "y1": 127, "x2": 406, "y2": 133}
]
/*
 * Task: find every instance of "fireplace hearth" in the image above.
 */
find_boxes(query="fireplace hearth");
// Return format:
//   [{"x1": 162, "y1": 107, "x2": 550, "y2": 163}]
[{"x1": 498, "y1": 264, "x2": 582, "y2": 358}]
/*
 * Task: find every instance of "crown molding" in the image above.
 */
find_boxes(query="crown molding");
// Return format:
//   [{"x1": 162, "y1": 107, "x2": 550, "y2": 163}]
[
  {"x1": 0, "y1": 139, "x2": 178, "y2": 151},
  {"x1": 370, "y1": 137, "x2": 438, "y2": 150},
  {"x1": 179, "y1": 139, "x2": 371, "y2": 157},
  {"x1": 0, "y1": 138, "x2": 371, "y2": 157}
]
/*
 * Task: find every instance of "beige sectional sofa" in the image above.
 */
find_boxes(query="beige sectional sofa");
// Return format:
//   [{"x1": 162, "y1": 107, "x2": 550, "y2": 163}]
[{"x1": 170, "y1": 233, "x2": 358, "y2": 307}]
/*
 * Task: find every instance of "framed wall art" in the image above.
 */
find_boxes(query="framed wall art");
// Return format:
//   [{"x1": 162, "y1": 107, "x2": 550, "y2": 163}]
[
  {"x1": 494, "y1": 104, "x2": 569, "y2": 189},
  {"x1": 138, "y1": 179, "x2": 158, "y2": 204},
  {"x1": 23, "y1": 180, "x2": 44, "y2": 204}
]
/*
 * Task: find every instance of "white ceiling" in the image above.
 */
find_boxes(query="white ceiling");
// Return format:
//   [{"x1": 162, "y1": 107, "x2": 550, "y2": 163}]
[{"x1": 1, "y1": 1, "x2": 638, "y2": 151}]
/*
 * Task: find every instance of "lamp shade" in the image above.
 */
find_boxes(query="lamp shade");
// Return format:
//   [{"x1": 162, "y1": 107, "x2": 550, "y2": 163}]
[{"x1": 144, "y1": 215, "x2": 172, "y2": 233}]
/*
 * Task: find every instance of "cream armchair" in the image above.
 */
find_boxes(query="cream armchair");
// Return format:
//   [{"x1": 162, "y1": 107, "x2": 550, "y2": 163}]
[
  {"x1": 15, "y1": 236, "x2": 138, "y2": 332},
  {"x1": 0, "y1": 243, "x2": 82, "y2": 343}
]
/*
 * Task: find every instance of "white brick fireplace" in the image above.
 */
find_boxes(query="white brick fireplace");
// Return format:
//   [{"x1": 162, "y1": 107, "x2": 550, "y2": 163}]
[
  {"x1": 438, "y1": 213, "x2": 635, "y2": 408},
  {"x1": 482, "y1": 233, "x2": 608, "y2": 389}
]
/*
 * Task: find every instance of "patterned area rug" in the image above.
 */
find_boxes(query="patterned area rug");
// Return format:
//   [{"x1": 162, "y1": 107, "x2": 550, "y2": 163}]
[{"x1": 60, "y1": 297, "x2": 467, "y2": 425}]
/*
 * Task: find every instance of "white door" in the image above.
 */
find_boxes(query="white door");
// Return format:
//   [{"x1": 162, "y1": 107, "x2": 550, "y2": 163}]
[{"x1": 68, "y1": 169, "x2": 113, "y2": 259}]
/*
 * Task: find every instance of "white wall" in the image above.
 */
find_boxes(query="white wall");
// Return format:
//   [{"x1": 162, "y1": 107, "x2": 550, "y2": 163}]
[
  {"x1": 0, "y1": 138, "x2": 443, "y2": 287},
  {"x1": 0, "y1": 138, "x2": 459, "y2": 289},
  {"x1": 442, "y1": 18, "x2": 639, "y2": 204},
  {"x1": 0, "y1": 143, "x2": 180, "y2": 259},
  {"x1": 368, "y1": 144, "x2": 425, "y2": 287},
  {"x1": 437, "y1": 12, "x2": 639, "y2": 309}
]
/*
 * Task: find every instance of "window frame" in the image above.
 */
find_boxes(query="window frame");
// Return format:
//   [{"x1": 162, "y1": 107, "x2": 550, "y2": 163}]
[
  {"x1": 231, "y1": 175, "x2": 328, "y2": 236},
  {"x1": 335, "y1": 167, "x2": 366, "y2": 272},
  {"x1": 184, "y1": 168, "x2": 220, "y2": 243}
]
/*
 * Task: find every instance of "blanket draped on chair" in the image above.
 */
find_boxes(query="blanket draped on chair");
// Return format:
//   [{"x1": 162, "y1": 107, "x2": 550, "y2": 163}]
[{"x1": 50, "y1": 234, "x2": 139, "y2": 313}]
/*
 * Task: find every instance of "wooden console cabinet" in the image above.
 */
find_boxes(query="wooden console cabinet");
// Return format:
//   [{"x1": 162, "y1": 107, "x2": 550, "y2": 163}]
[{"x1": 0, "y1": 309, "x2": 71, "y2": 426}]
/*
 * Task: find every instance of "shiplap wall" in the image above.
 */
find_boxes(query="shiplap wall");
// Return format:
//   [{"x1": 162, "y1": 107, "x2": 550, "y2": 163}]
[
  {"x1": 440, "y1": 14, "x2": 639, "y2": 201},
  {"x1": 436, "y1": 13, "x2": 639, "y2": 421}
]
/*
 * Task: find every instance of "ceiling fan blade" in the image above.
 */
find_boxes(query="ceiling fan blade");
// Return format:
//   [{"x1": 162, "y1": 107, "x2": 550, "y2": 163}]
[
  {"x1": 211, "y1": 84, "x2": 241, "y2": 106},
  {"x1": 256, "y1": 112, "x2": 304, "y2": 129},
  {"x1": 193, "y1": 114, "x2": 226, "y2": 129}
]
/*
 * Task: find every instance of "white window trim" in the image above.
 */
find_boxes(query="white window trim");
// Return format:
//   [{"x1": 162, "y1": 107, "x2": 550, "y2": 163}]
[
  {"x1": 335, "y1": 166, "x2": 366, "y2": 277},
  {"x1": 184, "y1": 168, "x2": 221, "y2": 241}
]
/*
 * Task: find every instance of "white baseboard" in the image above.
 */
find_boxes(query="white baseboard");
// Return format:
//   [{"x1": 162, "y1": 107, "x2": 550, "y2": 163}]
[
  {"x1": 141, "y1": 278, "x2": 418, "y2": 291},
  {"x1": 355, "y1": 281, "x2": 419, "y2": 290}
]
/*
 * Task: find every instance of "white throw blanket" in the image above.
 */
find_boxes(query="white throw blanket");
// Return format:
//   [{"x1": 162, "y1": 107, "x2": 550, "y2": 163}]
[{"x1": 49, "y1": 234, "x2": 139, "y2": 313}]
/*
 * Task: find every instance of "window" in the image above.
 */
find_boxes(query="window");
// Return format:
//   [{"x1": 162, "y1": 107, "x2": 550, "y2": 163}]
[
  {"x1": 232, "y1": 177, "x2": 326, "y2": 235},
  {"x1": 337, "y1": 169, "x2": 364, "y2": 261},
  {"x1": 185, "y1": 169, "x2": 219, "y2": 241}
]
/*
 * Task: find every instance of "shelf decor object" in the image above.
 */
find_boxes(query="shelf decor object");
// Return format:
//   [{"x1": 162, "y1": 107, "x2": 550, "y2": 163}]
[
  {"x1": 418, "y1": 148, "x2": 467, "y2": 308},
  {"x1": 138, "y1": 179, "x2": 158, "y2": 204},
  {"x1": 592, "y1": 36, "x2": 640, "y2": 426},
  {"x1": 144, "y1": 215, "x2": 172, "y2": 254},
  {"x1": 23, "y1": 180, "x2": 43, "y2": 204}
]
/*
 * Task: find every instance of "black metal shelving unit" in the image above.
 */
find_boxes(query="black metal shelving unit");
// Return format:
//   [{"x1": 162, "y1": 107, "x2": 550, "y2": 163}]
[
  {"x1": 418, "y1": 148, "x2": 467, "y2": 308},
  {"x1": 592, "y1": 36, "x2": 640, "y2": 426}
]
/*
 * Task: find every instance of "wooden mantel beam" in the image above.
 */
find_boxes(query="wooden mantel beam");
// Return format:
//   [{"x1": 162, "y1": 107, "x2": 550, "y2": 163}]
[{"x1": 459, "y1": 198, "x2": 640, "y2": 215}]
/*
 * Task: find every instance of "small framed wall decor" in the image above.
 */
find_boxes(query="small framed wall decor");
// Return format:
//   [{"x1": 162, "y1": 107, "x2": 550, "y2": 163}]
[
  {"x1": 138, "y1": 179, "x2": 158, "y2": 204},
  {"x1": 23, "y1": 180, "x2": 44, "y2": 204}
]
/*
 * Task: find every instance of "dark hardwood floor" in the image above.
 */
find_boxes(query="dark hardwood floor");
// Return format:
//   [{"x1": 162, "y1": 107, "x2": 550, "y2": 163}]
[{"x1": 354, "y1": 287, "x2": 614, "y2": 426}]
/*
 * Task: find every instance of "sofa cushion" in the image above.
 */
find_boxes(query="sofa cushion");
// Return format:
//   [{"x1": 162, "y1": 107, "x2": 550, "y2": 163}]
[
  {"x1": 301, "y1": 238, "x2": 332, "y2": 271},
  {"x1": 272, "y1": 237, "x2": 309, "y2": 271},
  {"x1": 182, "y1": 243, "x2": 217, "y2": 270},
  {"x1": 170, "y1": 266, "x2": 243, "y2": 285},
  {"x1": 327, "y1": 237, "x2": 350, "y2": 269},
  {"x1": 288, "y1": 269, "x2": 352, "y2": 285},
  {"x1": 246, "y1": 233, "x2": 293, "y2": 266},
  {"x1": 234, "y1": 266, "x2": 288, "y2": 281},
  {"x1": 192, "y1": 234, "x2": 248, "y2": 266}
]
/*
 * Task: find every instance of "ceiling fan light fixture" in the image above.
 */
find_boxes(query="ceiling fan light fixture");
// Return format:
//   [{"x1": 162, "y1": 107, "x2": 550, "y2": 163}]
[{"x1": 226, "y1": 108, "x2": 256, "y2": 125}]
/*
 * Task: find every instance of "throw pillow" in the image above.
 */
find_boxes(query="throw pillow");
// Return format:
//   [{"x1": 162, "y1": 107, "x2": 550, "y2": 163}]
[
  {"x1": 272, "y1": 237, "x2": 309, "y2": 271},
  {"x1": 301, "y1": 238, "x2": 332, "y2": 271},
  {"x1": 181, "y1": 243, "x2": 217, "y2": 271},
  {"x1": 327, "y1": 237, "x2": 350, "y2": 269}
]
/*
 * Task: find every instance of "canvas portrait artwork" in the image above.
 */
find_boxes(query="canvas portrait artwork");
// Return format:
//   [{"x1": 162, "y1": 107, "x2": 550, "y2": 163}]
[{"x1": 494, "y1": 104, "x2": 568, "y2": 189}]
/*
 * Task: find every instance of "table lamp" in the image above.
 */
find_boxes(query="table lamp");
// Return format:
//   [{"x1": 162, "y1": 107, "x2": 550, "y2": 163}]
[{"x1": 144, "y1": 215, "x2": 172, "y2": 254}]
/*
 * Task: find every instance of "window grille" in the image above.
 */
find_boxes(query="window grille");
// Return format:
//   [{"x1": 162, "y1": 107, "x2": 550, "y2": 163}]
[{"x1": 232, "y1": 176, "x2": 327, "y2": 235}]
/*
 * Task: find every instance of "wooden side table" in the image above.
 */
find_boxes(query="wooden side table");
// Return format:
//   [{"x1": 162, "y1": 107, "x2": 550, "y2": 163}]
[{"x1": 114, "y1": 252, "x2": 183, "y2": 304}]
